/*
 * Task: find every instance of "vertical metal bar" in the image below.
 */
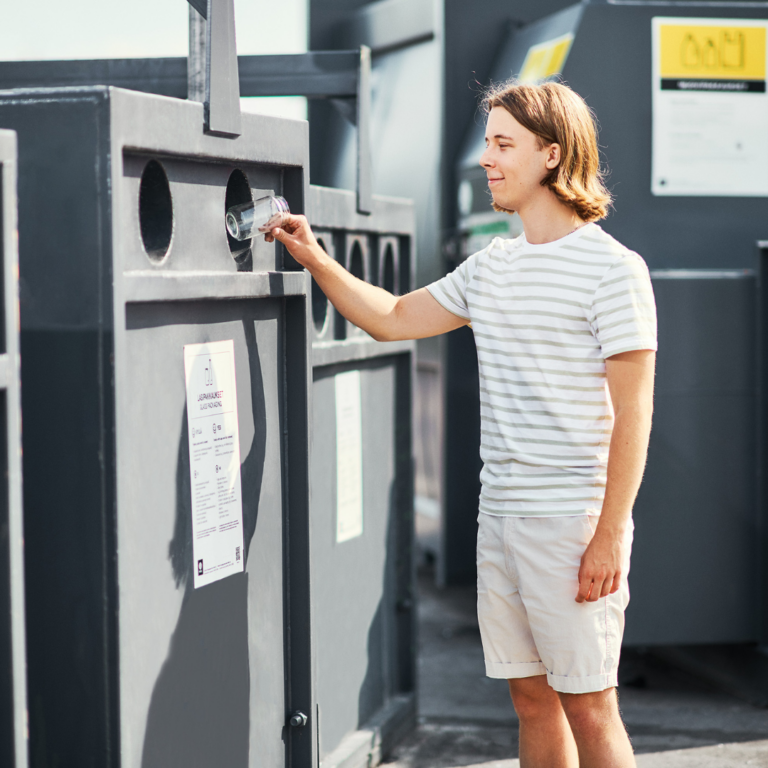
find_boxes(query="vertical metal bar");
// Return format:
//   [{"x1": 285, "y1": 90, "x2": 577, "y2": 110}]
[
  {"x1": 0, "y1": 129, "x2": 26, "y2": 768},
  {"x1": 188, "y1": 5, "x2": 207, "y2": 103},
  {"x1": 757, "y1": 241, "x2": 768, "y2": 645},
  {"x1": 356, "y1": 46, "x2": 373, "y2": 215},
  {"x1": 205, "y1": 0, "x2": 242, "y2": 137},
  {"x1": 283, "y1": 295, "x2": 317, "y2": 768}
]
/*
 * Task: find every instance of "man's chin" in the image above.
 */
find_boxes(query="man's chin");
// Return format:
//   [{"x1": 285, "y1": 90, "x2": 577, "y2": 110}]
[{"x1": 491, "y1": 198, "x2": 515, "y2": 215}]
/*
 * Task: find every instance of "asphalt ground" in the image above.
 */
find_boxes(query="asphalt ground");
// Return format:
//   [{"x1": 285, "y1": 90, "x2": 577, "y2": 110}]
[{"x1": 382, "y1": 568, "x2": 768, "y2": 768}]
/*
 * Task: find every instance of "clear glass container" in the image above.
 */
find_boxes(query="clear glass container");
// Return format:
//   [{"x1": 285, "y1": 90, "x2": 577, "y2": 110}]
[{"x1": 225, "y1": 195, "x2": 290, "y2": 241}]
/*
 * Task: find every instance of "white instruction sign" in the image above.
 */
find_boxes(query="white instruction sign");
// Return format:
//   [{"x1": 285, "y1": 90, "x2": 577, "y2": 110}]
[
  {"x1": 184, "y1": 339, "x2": 244, "y2": 588},
  {"x1": 335, "y1": 370, "x2": 363, "y2": 543},
  {"x1": 652, "y1": 17, "x2": 768, "y2": 196}
]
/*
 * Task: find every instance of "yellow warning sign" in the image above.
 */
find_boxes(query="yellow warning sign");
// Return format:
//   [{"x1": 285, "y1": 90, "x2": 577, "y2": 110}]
[
  {"x1": 519, "y1": 33, "x2": 574, "y2": 84},
  {"x1": 659, "y1": 23, "x2": 766, "y2": 80}
]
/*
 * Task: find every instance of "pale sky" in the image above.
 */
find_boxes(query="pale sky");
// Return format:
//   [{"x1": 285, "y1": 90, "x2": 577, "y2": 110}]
[{"x1": 0, "y1": 0, "x2": 309, "y2": 118}]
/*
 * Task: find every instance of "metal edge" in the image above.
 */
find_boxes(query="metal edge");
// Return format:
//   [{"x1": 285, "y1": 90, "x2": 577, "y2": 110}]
[
  {"x1": 108, "y1": 86, "x2": 309, "y2": 168},
  {"x1": 309, "y1": 186, "x2": 415, "y2": 235},
  {"x1": 311, "y1": 339, "x2": 415, "y2": 368},
  {"x1": 121, "y1": 271, "x2": 308, "y2": 304},
  {"x1": 650, "y1": 269, "x2": 756, "y2": 280},
  {"x1": 0, "y1": 127, "x2": 27, "y2": 768}
]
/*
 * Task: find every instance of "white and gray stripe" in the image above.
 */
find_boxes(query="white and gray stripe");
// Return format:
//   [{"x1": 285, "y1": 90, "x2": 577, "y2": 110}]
[{"x1": 427, "y1": 223, "x2": 657, "y2": 517}]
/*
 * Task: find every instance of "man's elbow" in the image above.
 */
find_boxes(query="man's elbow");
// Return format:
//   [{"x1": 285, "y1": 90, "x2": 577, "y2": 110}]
[{"x1": 369, "y1": 326, "x2": 398, "y2": 343}]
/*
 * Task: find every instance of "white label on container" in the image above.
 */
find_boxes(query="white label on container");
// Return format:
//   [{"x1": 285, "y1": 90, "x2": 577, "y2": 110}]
[
  {"x1": 652, "y1": 17, "x2": 768, "y2": 196},
  {"x1": 184, "y1": 339, "x2": 244, "y2": 588},
  {"x1": 335, "y1": 370, "x2": 363, "y2": 543}
]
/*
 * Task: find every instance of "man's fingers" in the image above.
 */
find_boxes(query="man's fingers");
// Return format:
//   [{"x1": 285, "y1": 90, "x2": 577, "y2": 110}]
[
  {"x1": 609, "y1": 572, "x2": 622, "y2": 595},
  {"x1": 575, "y1": 577, "x2": 592, "y2": 603},
  {"x1": 586, "y1": 577, "x2": 605, "y2": 602},
  {"x1": 599, "y1": 575, "x2": 613, "y2": 598},
  {"x1": 271, "y1": 227, "x2": 295, "y2": 245}
]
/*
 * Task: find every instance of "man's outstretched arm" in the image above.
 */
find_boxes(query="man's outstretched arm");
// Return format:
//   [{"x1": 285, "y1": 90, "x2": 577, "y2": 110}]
[
  {"x1": 269, "y1": 215, "x2": 467, "y2": 341},
  {"x1": 576, "y1": 349, "x2": 655, "y2": 603}
]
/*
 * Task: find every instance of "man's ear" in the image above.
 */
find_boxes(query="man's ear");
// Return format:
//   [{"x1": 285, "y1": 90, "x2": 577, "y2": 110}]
[{"x1": 545, "y1": 144, "x2": 561, "y2": 170}]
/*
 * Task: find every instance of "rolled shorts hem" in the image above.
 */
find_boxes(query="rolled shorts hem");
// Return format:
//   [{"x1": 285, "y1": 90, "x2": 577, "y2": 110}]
[
  {"x1": 485, "y1": 660, "x2": 547, "y2": 679},
  {"x1": 546, "y1": 671, "x2": 618, "y2": 694}
]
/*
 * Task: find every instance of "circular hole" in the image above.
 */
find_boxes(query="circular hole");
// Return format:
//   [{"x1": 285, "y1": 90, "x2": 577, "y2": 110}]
[
  {"x1": 225, "y1": 169, "x2": 253, "y2": 262},
  {"x1": 349, "y1": 240, "x2": 365, "y2": 281},
  {"x1": 139, "y1": 160, "x2": 173, "y2": 262},
  {"x1": 382, "y1": 243, "x2": 396, "y2": 294},
  {"x1": 312, "y1": 238, "x2": 330, "y2": 332}
]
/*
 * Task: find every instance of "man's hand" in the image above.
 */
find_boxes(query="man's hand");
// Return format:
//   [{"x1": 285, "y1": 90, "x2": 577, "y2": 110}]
[
  {"x1": 576, "y1": 527, "x2": 627, "y2": 603},
  {"x1": 265, "y1": 214, "x2": 324, "y2": 269},
  {"x1": 265, "y1": 213, "x2": 467, "y2": 342},
  {"x1": 575, "y1": 349, "x2": 655, "y2": 603}
]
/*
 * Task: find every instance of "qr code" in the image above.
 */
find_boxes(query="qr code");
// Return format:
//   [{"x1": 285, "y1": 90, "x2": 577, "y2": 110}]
[{"x1": 235, "y1": 546, "x2": 241, "y2": 562}]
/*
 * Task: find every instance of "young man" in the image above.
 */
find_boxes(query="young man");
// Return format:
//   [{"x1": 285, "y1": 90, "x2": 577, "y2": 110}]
[{"x1": 269, "y1": 81, "x2": 656, "y2": 768}]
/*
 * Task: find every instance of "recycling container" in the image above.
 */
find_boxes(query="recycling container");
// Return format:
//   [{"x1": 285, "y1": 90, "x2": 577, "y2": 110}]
[
  {"x1": 0, "y1": 85, "x2": 314, "y2": 768},
  {"x1": 308, "y1": 185, "x2": 417, "y2": 768}
]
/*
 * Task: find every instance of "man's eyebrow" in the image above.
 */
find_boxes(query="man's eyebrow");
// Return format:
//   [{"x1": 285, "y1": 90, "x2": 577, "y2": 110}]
[{"x1": 485, "y1": 133, "x2": 516, "y2": 141}]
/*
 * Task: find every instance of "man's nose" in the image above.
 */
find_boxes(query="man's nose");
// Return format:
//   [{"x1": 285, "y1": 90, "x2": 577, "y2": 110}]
[{"x1": 479, "y1": 148, "x2": 493, "y2": 168}]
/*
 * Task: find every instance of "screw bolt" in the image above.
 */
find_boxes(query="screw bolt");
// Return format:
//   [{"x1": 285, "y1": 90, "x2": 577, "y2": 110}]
[{"x1": 290, "y1": 710, "x2": 308, "y2": 728}]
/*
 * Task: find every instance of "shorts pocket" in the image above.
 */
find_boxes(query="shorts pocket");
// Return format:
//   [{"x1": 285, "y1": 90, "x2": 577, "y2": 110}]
[{"x1": 580, "y1": 514, "x2": 598, "y2": 545}]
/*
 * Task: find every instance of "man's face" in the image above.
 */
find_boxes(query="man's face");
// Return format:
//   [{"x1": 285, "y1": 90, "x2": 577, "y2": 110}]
[{"x1": 479, "y1": 107, "x2": 559, "y2": 213}]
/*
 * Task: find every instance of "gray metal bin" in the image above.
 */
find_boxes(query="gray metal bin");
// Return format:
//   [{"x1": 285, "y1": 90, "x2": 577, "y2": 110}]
[
  {"x1": 0, "y1": 86, "x2": 314, "y2": 768},
  {"x1": 627, "y1": 270, "x2": 757, "y2": 645},
  {"x1": 308, "y1": 186, "x2": 416, "y2": 768},
  {"x1": 0, "y1": 129, "x2": 27, "y2": 768}
]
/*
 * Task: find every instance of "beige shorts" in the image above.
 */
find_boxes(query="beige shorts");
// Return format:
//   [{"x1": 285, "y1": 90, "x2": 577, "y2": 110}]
[{"x1": 476, "y1": 512, "x2": 633, "y2": 694}]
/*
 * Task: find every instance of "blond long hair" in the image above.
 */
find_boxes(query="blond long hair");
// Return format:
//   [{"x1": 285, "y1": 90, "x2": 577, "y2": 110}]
[{"x1": 483, "y1": 80, "x2": 611, "y2": 222}]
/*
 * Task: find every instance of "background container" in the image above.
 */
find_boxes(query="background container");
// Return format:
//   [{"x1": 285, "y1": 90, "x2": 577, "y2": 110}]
[
  {"x1": 0, "y1": 128, "x2": 26, "y2": 768},
  {"x1": 308, "y1": 185, "x2": 416, "y2": 768}
]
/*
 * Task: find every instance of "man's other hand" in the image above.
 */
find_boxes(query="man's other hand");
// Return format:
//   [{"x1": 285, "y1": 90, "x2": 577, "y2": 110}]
[{"x1": 576, "y1": 527, "x2": 626, "y2": 603}]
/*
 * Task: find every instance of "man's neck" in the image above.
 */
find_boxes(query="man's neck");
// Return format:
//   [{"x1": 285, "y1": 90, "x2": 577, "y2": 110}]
[{"x1": 518, "y1": 193, "x2": 586, "y2": 245}]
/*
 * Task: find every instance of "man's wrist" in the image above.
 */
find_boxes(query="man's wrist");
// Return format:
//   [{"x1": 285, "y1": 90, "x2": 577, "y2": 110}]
[{"x1": 593, "y1": 510, "x2": 631, "y2": 539}]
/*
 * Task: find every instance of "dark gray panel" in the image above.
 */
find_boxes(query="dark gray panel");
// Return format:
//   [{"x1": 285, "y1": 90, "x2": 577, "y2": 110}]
[
  {"x1": 628, "y1": 395, "x2": 757, "y2": 644},
  {"x1": 122, "y1": 300, "x2": 285, "y2": 768},
  {"x1": 626, "y1": 274, "x2": 757, "y2": 645},
  {"x1": 311, "y1": 363, "x2": 397, "y2": 756},
  {"x1": 0, "y1": 90, "x2": 111, "y2": 330},
  {"x1": 441, "y1": 325, "x2": 482, "y2": 587}
]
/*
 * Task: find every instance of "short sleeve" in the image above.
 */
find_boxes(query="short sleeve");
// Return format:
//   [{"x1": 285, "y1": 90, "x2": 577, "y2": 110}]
[
  {"x1": 425, "y1": 251, "x2": 482, "y2": 321},
  {"x1": 592, "y1": 254, "x2": 657, "y2": 358}
]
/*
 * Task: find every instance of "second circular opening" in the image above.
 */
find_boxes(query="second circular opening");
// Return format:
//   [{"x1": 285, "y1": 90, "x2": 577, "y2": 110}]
[{"x1": 225, "y1": 169, "x2": 253, "y2": 262}]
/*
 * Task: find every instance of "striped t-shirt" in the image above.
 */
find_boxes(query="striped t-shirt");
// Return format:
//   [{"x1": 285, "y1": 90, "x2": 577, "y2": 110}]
[{"x1": 427, "y1": 223, "x2": 657, "y2": 517}]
